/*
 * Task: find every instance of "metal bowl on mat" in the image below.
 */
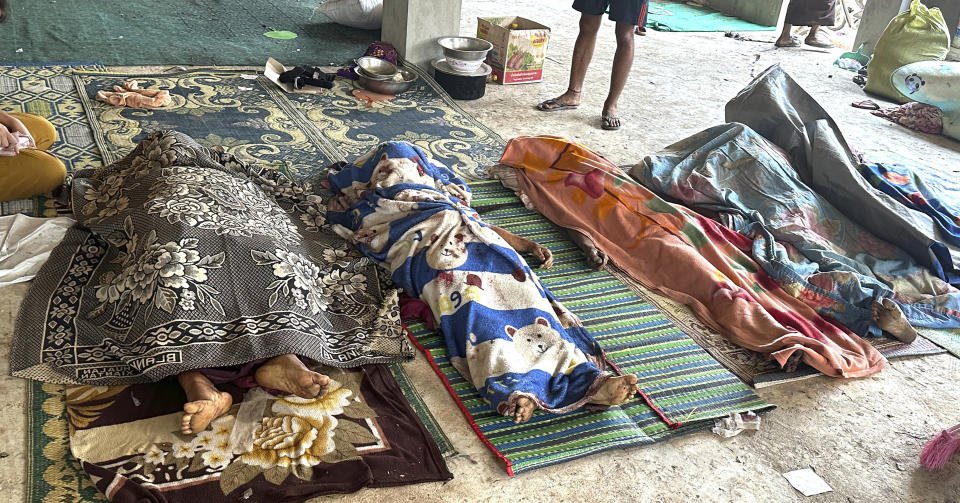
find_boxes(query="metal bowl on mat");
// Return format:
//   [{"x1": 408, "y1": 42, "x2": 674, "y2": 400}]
[
  {"x1": 438, "y1": 37, "x2": 493, "y2": 73},
  {"x1": 354, "y1": 67, "x2": 418, "y2": 95},
  {"x1": 356, "y1": 56, "x2": 399, "y2": 80}
]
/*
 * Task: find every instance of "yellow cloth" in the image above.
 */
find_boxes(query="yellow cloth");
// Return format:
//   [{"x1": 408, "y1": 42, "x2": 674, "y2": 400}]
[{"x1": 0, "y1": 113, "x2": 67, "y2": 202}]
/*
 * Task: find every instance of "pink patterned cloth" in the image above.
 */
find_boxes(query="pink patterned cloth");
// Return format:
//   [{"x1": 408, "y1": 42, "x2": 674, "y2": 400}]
[
  {"x1": 337, "y1": 41, "x2": 400, "y2": 80},
  {"x1": 873, "y1": 102, "x2": 943, "y2": 135}
]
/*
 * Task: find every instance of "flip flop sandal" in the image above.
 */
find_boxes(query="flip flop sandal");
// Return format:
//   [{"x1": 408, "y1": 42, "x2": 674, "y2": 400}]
[
  {"x1": 775, "y1": 36, "x2": 801, "y2": 48},
  {"x1": 804, "y1": 35, "x2": 834, "y2": 49},
  {"x1": 536, "y1": 98, "x2": 578, "y2": 112},
  {"x1": 851, "y1": 100, "x2": 880, "y2": 110},
  {"x1": 601, "y1": 116, "x2": 621, "y2": 131}
]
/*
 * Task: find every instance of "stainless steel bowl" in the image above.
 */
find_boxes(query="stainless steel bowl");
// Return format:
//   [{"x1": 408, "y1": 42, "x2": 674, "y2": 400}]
[
  {"x1": 356, "y1": 56, "x2": 399, "y2": 80},
  {"x1": 354, "y1": 67, "x2": 418, "y2": 95},
  {"x1": 438, "y1": 37, "x2": 493, "y2": 62},
  {"x1": 356, "y1": 66, "x2": 393, "y2": 81}
]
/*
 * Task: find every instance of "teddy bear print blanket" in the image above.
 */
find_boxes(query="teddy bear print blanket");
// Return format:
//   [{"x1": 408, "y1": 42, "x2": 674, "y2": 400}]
[{"x1": 327, "y1": 141, "x2": 612, "y2": 417}]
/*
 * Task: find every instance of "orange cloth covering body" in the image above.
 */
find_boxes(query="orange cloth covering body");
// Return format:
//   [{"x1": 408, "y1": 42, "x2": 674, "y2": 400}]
[{"x1": 497, "y1": 135, "x2": 885, "y2": 378}]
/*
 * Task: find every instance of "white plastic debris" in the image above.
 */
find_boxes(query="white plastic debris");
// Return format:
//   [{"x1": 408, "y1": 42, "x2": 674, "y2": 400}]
[
  {"x1": 16, "y1": 48, "x2": 23, "y2": 53},
  {"x1": 238, "y1": 86, "x2": 254, "y2": 91},
  {"x1": 229, "y1": 387, "x2": 274, "y2": 454},
  {"x1": 240, "y1": 74, "x2": 258, "y2": 80},
  {"x1": 782, "y1": 467, "x2": 833, "y2": 496},
  {"x1": 712, "y1": 411, "x2": 760, "y2": 438}
]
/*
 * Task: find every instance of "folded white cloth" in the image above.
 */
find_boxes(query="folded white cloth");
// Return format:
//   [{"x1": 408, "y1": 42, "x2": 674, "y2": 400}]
[{"x1": 0, "y1": 214, "x2": 75, "y2": 288}]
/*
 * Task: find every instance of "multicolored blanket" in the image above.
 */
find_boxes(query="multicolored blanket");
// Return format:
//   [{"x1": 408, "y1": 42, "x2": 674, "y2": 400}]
[
  {"x1": 860, "y1": 160, "x2": 960, "y2": 284},
  {"x1": 11, "y1": 131, "x2": 411, "y2": 385},
  {"x1": 495, "y1": 135, "x2": 885, "y2": 379},
  {"x1": 66, "y1": 364, "x2": 452, "y2": 502},
  {"x1": 633, "y1": 123, "x2": 960, "y2": 337},
  {"x1": 327, "y1": 142, "x2": 614, "y2": 417},
  {"x1": 725, "y1": 65, "x2": 960, "y2": 285}
]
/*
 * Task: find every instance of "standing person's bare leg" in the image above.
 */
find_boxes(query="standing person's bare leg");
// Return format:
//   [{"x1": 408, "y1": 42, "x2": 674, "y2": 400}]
[
  {"x1": 775, "y1": 23, "x2": 799, "y2": 47},
  {"x1": 537, "y1": 14, "x2": 603, "y2": 111},
  {"x1": 804, "y1": 24, "x2": 834, "y2": 48},
  {"x1": 601, "y1": 22, "x2": 635, "y2": 130}
]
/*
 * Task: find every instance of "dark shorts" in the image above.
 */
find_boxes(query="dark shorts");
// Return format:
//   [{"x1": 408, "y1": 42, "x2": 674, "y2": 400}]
[{"x1": 572, "y1": 0, "x2": 647, "y2": 25}]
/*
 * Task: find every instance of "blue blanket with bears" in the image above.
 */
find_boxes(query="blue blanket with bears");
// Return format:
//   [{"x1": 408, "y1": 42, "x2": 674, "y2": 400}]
[{"x1": 327, "y1": 142, "x2": 612, "y2": 416}]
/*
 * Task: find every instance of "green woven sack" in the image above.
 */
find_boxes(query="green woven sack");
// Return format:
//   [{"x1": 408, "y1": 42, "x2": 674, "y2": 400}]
[{"x1": 864, "y1": 0, "x2": 951, "y2": 103}]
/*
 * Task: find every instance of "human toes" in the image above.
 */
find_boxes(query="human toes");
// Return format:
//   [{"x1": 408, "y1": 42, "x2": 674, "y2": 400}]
[
  {"x1": 535, "y1": 246, "x2": 553, "y2": 268},
  {"x1": 513, "y1": 397, "x2": 535, "y2": 424},
  {"x1": 181, "y1": 413, "x2": 196, "y2": 434}
]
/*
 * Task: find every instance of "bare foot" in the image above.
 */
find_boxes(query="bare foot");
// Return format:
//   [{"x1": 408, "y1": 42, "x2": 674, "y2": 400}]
[
  {"x1": 181, "y1": 393, "x2": 233, "y2": 435},
  {"x1": 589, "y1": 374, "x2": 638, "y2": 406},
  {"x1": 872, "y1": 298, "x2": 919, "y2": 343},
  {"x1": 584, "y1": 247, "x2": 606, "y2": 270},
  {"x1": 566, "y1": 228, "x2": 607, "y2": 270},
  {"x1": 177, "y1": 370, "x2": 234, "y2": 435},
  {"x1": 530, "y1": 243, "x2": 553, "y2": 268},
  {"x1": 255, "y1": 354, "x2": 331, "y2": 398},
  {"x1": 514, "y1": 396, "x2": 536, "y2": 424}
]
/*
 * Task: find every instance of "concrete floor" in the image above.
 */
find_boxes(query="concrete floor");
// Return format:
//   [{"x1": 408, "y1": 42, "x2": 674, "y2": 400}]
[{"x1": 3, "y1": 2, "x2": 960, "y2": 502}]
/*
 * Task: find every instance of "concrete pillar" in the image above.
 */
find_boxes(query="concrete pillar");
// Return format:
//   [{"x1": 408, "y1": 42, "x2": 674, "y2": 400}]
[
  {"x1": 381, "y1": 0, "x2": 463, "y2": 69},
  {"x1": 854, "y1": 0, "x2": 959, "y2": 56}
]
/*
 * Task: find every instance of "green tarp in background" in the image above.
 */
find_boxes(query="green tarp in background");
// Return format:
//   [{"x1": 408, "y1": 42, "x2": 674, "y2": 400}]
[
  {"x1": 2, "y1": 0, "x2": 377, "y2": 65},
  {"x1": 647, "y1": 1, "x2": 776, "y2": 32}
]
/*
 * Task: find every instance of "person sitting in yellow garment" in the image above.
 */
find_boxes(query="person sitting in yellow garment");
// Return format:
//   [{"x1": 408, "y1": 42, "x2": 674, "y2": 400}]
[{"x1": 0, "y1": 111, "x2": 67, "y2": 202}]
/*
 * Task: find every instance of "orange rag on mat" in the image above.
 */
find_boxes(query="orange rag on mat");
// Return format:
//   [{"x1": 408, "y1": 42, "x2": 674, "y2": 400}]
[
  {"x1": 496, "y1": 135, "x2": 885, "y2": 379},
  {"x1": 352, "y1": 88, "x2": 395, "y2": 107},
  {"x1": 95, "y1": 80, "x2": 171, "y2": 108}
]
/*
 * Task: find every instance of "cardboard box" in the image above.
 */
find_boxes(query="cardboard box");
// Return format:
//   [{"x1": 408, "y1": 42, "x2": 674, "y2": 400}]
[{"x1": 477, "y1": 16, "x2": 550, "y2": 84}]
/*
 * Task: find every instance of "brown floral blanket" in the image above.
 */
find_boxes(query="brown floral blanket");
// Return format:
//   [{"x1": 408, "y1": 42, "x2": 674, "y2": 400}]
[
  {"x1": 69, "y1": 364, "x2": 452, "y2": 501},
  {"x1": 11, "y1": 130, "x2": 412, "y2": 385}
]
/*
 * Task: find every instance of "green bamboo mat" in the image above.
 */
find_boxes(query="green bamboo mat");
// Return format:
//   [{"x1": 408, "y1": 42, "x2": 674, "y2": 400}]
[{"x1": 405, "y1": 179, "x2": 773, "y2": 475}]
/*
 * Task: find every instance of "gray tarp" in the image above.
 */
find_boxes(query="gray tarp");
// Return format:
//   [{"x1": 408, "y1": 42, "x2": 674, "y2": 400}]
[{"x1": 724, "y1": 64, "x2": 960, "y2": 282}]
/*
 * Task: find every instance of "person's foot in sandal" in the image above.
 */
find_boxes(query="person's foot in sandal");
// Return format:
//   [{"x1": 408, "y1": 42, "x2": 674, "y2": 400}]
[
  {"x1": 537, "y1": 88, "x2": 581, "y2": 112},
  {"x1": 775, "y1": 35, "x2": 801, "y2": 48},
  {"x1": 0, "y1": 0, "x2": 8, "y2": 23},
  {"x1": 804, "y1": 25, "x2": 834, "y2": 48},
  {"x1": 601, "y1": 103, "x2": 620, "y2": 131}
]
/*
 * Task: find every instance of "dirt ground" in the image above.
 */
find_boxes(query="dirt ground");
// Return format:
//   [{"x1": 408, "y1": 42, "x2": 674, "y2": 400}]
[{"x1": 2, "y1": 2, "x2": 960, "y2": 502}]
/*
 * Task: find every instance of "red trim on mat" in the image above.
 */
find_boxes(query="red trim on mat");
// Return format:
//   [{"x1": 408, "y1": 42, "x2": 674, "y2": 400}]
[
  {"x1": 402, "y1": 322, "x2": 516, "y2": 476},
  {"x1": 604, "y1": 355, "x2": 683, "y2": 429}
]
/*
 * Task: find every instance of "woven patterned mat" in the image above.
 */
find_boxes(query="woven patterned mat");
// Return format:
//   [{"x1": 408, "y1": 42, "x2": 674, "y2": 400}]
[
  {"x1": 406, "y1": 179, "x2": 773, "y2": 475},
  {"x1": 72, "y1": 66, "x2": 505, "y2": 181},
  {"x1": 0, "y1": 64, "x2": 104, "y2": 217}
]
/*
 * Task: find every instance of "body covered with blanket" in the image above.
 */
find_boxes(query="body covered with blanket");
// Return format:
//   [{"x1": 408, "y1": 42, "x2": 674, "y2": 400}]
[
  {"x1": 11, "y1": 131, "x2": 412, "y2": 385},
  {"x1": 493, "y1": 135, "x2": 886, "y2": 379},
  {"x1": 327, "y1": 142, "x2": 636, "y2": 422}
]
